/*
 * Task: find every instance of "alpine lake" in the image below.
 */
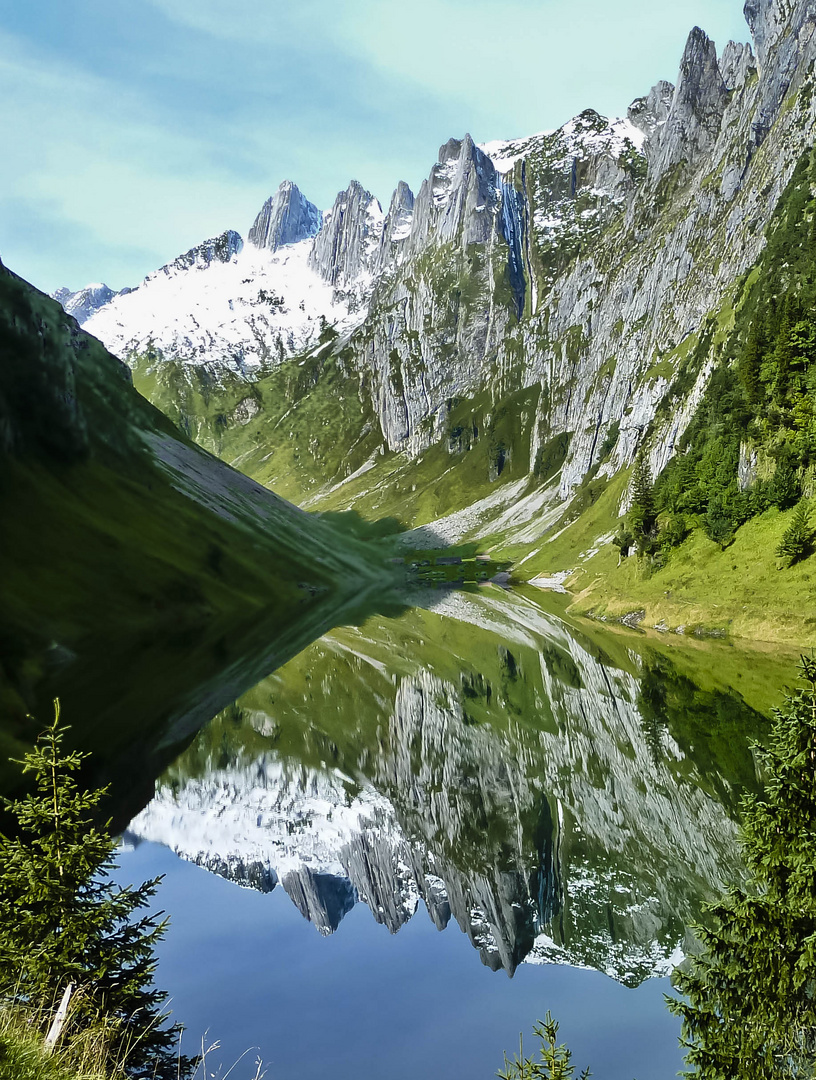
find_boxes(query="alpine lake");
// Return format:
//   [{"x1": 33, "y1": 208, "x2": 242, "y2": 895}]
[{"x1": 14, "y1": 579, "x2": 801, "y2": 1079}]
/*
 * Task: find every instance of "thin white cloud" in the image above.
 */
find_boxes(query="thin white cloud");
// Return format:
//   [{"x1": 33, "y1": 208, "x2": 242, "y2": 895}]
[
  {"x1": 0, "y1": 30, "x2": 259, "y2": 286},
  {"x1": 142, "y1": 0, "x2": 750, "y2": 135},
  {"x1": 2, "y1": 1, "x2": 752, "y2": 290}
]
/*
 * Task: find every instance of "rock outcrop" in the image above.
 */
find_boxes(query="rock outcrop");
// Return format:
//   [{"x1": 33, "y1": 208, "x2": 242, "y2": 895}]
[
  {"x1": 308, "y1": 180, "x2": 385, "y2": 291},
  {"x1": 375, "y1": 181, "x2": 415, "y2": 274},
  {"x1": 406, "y1": 135, "x2": 500, "y2": 255},
  {"x1": 248, "y1": 181, "x2": 321, "y2": 252}
]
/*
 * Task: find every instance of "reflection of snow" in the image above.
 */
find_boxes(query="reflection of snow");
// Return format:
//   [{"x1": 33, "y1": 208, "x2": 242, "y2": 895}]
[
  {"x1": 128, "y1": 587, "x2": 742, "y2": 985},
  {"x1": 129, "y1": 761, "x2": 392, "y2": 884}
]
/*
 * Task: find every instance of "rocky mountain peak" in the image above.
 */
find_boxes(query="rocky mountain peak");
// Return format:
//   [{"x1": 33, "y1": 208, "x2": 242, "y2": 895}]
[
  {"x1": 390, "y1": 180, "x2": 415, "y2": 214},
  {"x1": 647, "y1": 27, "x2": 729, "y2": 183},
  {"x1": 248, "y1": 181, "x2": 321, "y2": 253},
  {"x1": 408, "y1": 132, "x2": 499, "y2": 256},
  {"x1": 744, "y1": 0, "x2": 816, "y2": 143},
  {"x1": 51, "y1": 282, "x2": 121, "y2": 326},
  {"x1": 719, "y1": 39, "x2": 756, "y2": 88},
  {"x1": 375, "y1": 181, "x2": 416, "y2": 273},
  {"x1": 308, "y1": 180, "x2": 384, "y2": 290},
  {"x1": 153, "y1": 229, "x2": 244, "y2": 280}
]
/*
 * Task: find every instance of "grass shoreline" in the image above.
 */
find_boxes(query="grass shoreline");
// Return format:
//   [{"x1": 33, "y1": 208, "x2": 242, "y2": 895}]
[{"x1": 502, "y1": 473, "x2": 816, "y2": 649}]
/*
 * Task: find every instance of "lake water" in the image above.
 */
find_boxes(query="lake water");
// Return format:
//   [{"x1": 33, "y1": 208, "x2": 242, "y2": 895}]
[{"x1": 106, "y1": 584, "x2": 779, "y2": 1080}]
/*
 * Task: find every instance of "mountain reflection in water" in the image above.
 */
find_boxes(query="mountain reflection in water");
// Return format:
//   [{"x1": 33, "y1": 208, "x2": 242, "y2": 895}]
[{"x1": 127, "y1": 585, "x2": 768, "y2": 986}]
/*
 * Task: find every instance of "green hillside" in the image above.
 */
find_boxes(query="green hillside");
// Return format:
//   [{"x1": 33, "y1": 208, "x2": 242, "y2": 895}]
[{"x1": 0, "y1": 261, "x2": 397, "y2": 799}]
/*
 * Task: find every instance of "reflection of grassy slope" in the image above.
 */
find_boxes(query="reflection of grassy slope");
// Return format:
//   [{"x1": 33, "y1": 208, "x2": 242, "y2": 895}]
[
  {"x1": 170, "y1": 592, "x2": 768, "y2": 810},
  {"x1": 162, "y1": 591, "x2": 772, "y2": 972},
  {"x1": 541, "y1": 586, "x2": 798, "y2": 720},
  {"x1": 0, "y1": 263, "x2": 393, "y2": 793}
]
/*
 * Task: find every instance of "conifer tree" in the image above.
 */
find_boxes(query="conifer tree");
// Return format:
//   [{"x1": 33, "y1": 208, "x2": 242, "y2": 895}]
[
  {"x1": 0, "y1": 703, "x2": 195, "y2": 1079},
  {"x1": 738, "y1": 323, "x2": 763, "y2": 406},
  {"x1": 776, "y1": 498, "x2": 815, "y2": 564},
  {"x1": 668, "y1": 655, "x2": 816, "y2": 1079},
  {"x1": 628, "y1": 449, "x2": 658, "y2": 552}
]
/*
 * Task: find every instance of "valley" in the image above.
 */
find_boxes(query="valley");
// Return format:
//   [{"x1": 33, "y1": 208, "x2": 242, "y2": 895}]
[
  {"x1": 2, "y1": 0, "x2": 816, "y2": 1077},
  {"x1": 51, "y1": 0, "x2": 816, "y2": 648}
]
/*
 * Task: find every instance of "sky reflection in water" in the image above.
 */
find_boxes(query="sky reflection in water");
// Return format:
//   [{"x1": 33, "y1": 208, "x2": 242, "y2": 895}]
[{"x1": 114, "y1": 588, "x2": 774, "y2": 1079}]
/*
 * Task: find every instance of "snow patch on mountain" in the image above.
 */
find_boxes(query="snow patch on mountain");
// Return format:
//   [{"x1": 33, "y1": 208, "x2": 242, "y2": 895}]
[
  {"x1": 479, "y1": 130, "x2": 556, "y2": 173},
  {"x1": 479, "y1": 115, "x2": 644, "y2": 176},
  {"x1": 85, "y1": 238, "x2": 363, "y2": 374}
]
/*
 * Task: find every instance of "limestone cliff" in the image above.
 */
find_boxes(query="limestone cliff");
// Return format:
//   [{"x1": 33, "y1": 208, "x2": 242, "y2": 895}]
[{"x1": 65, "y1": 0, "x2": 816, "y2": 551}]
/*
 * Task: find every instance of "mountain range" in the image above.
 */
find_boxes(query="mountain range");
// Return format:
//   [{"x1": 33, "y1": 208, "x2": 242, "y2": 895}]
[{"x1": 47, "y1": 0, "x2": 816, "y2": 644}]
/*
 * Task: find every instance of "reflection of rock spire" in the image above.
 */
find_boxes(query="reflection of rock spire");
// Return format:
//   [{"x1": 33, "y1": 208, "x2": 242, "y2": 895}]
[
  {"x1": 375, "y1": 668, "x2": 550, "y2": 974},
  {"x1": 128, "y1": 589, "x2": 758, "y2": 984},
  {"x1": 282, "y1": 868, "x2": 356, "y2": 936}
]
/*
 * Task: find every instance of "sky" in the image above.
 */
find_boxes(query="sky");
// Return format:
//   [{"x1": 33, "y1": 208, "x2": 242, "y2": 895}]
[{"x1": 0, "y1": 0, "x2": 750, "y2": 295}]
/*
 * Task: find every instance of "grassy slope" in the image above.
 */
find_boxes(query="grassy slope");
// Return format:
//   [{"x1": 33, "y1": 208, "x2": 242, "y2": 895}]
[
  {"x1": 566, "y1": 505, "x2": 816, "y2": 646},
  {"x1": 130, "y1": 328, "x2": 816, "y2": 647},
  {"x1": 130, "y1": 347, "x2": 545, "y2": 527},
  {"x1": 129, "y1": 344, "x2": 385, "y2": 506},
  {"x1": 497, "y1": 462, "x2": 816, "y2": 646},
  {"x1": 0, "y1": 263, "x2": 396, "y2": 795}
]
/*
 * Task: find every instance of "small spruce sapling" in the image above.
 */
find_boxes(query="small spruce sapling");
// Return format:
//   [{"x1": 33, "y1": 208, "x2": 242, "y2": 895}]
[{"x1": 497, "y1": 1011, "x2": 591, "y2": 1080}]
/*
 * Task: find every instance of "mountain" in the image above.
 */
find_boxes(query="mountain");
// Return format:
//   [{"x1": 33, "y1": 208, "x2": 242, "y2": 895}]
[
  {"x1": 0, "y1": 258, "x2": 397, "y2": 806},
  {"x1": 79, "y1": 219, "x2": 359, "y2": 376},
  {"x1": 52, "y1": 282, "x2": 126, "y2": 324},
  {"x1": 248, "y1": 180, "x2": 321, "y2": 252},
  {"x1": 54, "y1": 0, "x2": 816, "y2": 643}
]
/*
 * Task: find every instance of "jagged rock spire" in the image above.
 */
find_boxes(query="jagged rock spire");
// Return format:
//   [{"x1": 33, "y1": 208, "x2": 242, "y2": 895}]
[
  {"x1": 744, "y1": 0, "x2": 794, "y2": 68},
  {"x1": 308, "y1": 180, "x2": 384, "y2": 287},
  {"x1": 408, "y1": 133, "x2": 499, "y2": 256},
  {"x1": 375, "y1": 181, "x2": 415, "y2": 273},
  {"x1": 645, "y1": 27, "x2": 729, "y2": 183},
  {"x1": 248, "y1": 181, "x2": 321, "y2": 252}
]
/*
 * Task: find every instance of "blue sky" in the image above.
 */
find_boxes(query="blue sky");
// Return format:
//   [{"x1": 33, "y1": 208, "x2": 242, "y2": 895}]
[{"x1": 0, "y1": 0, "x2": 749, "y2": 294}]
